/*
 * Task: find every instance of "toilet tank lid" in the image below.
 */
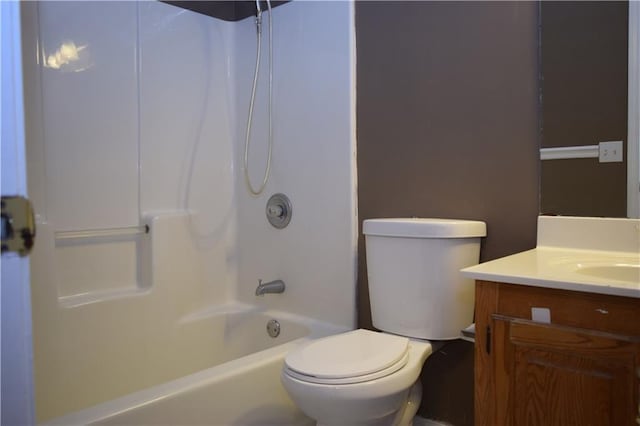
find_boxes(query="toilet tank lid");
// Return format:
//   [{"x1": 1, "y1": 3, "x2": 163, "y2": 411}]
[{"x1": 363, "y1": 218, "x2": 486, "y2": 238}]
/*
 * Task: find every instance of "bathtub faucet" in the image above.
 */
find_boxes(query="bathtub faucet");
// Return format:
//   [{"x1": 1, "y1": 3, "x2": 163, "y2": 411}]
[{"x1": 255, "y1": 279, "x2": 286, "y2": 296}]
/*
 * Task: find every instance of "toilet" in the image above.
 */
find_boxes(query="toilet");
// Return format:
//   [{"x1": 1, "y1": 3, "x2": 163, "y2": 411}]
[{"x1": 281, "y1": 218, "x2": 486, "y2": 426}]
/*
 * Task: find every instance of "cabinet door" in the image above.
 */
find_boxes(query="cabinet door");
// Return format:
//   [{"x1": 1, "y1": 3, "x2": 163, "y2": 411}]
[{"x1": 493, "y1": 316, "x2": 640, "y2": 426}]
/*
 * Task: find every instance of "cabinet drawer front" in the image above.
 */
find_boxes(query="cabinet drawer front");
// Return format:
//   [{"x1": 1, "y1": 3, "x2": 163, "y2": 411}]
[
  {"x1": 493, "y1": 282, "x2": 640, "y2": 336},
  {"x1": 507, "y1": 317, "x2": 640, "y2": 353}
]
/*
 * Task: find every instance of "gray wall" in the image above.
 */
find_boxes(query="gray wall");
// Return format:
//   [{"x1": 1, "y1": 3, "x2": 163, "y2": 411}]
[
  {"x1": 355, "y1": 2, "x2": 540, "y2": 424},
  {"x1": 540, "y1": 1, "x2": 628, "y2": 217}
]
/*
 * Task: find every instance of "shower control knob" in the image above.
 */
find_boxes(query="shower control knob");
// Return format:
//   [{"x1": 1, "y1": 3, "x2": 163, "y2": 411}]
[
  {"x1": 267, "y1": 205, "x2": 284, "y2": 218},
  {"x1": 266, "y1": 193, "x2": 292, "y2": 229}
]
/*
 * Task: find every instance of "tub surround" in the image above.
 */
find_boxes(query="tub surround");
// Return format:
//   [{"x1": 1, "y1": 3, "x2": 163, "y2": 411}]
[
  {"x1": 23, "y1": 0, "x2": 356, "y2": 422},
  {"x1": 30, "y1": 214, "x2": 237, "y2": 419},
  {"x1": 25, "y1": 0, "x2": 240, "y2": 409},
  {"x1": 233, "y1": 0, "x2": 357, "y2": 326},
  {"x1": 462, "y1": 216, "x2": 640, "y2": 297}
]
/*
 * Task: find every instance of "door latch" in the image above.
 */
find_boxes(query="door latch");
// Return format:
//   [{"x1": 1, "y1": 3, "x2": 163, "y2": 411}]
[{"x1": 1, "y1": 196, "x2": 36, "y2": 257}]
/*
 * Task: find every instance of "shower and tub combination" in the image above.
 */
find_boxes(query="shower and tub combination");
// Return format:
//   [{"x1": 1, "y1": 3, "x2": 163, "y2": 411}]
[{"x1": 23, "y1": 0, "x2": 356, "y2": 423}]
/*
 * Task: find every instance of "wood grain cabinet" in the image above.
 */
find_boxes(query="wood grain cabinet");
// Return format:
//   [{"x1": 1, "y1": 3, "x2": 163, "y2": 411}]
[{"x1": 474, "y1": 281, "x2": 640, "y2": 425}]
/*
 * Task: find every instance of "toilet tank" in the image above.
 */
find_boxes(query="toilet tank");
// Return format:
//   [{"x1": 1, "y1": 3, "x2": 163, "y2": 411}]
[{"x1": 363, "y1": 218, "x2": 486, "y2": 340}]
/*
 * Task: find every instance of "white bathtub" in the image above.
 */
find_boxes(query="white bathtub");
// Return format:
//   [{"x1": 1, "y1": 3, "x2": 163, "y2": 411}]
[{"x1": 44, "y1": 305, "x2": 347, "y2": 425}]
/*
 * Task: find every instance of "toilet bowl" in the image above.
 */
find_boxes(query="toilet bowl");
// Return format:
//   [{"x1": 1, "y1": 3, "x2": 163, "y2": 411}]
[
  {"x1": 281, "y1": 329, "x2": 432, "y2": 426},
  {"x1": 281, "y1": 218, "x2": 486, "y2": 426}
]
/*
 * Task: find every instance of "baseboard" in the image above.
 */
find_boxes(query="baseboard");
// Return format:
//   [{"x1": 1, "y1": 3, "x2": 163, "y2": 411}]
[{"x1": 413, "y1": 415, "x2": 453, "y2": 426}]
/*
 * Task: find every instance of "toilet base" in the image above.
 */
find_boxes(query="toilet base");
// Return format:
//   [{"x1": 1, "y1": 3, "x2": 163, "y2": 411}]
[
  {"x1": 314, "y1": 380, "x2": 423, "y2": 426},
  {"x1": 397, "y1": 379, "x2": 422, "y2": 426}
]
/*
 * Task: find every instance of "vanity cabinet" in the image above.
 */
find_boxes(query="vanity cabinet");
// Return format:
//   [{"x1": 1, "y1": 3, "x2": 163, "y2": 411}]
[{"x1": 475, "y1": 280, "x2": 640, "y2": 425}]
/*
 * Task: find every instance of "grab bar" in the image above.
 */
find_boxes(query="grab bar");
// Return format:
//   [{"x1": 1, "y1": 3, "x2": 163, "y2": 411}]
[{"x1": 55, "y1": 225, "x2": 149, "y2": 241}]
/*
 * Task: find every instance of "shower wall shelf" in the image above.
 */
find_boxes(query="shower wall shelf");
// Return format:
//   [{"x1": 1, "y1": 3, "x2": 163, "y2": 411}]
[{"x1": 54, "y1": 225, "x2": 150, "y2": 242}]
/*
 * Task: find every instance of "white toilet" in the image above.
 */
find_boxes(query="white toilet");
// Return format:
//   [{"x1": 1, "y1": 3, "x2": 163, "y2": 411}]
[{"x1": 281, "y1": 218, "x2": 486, "y2": 426}]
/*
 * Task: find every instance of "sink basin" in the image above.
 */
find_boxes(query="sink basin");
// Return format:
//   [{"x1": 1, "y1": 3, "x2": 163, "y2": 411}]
[
  {"x1": 575, "y1": 263, "x2": 640, "y2": 283},
  {"x1": 550, "y1": 256, "x2": 640, "y2": 284}
]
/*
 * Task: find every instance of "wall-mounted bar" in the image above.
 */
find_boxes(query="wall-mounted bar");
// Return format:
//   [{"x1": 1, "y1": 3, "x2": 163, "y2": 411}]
[
  {"x1": 540, "y1": 145, "x2": 599, "y2": 160},
  {"x1": 55, "y1": 225, "x2": 149, "y2": 242}
]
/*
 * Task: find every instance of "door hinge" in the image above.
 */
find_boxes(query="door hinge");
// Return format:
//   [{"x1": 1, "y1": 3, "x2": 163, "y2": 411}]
[{"x1": 1, "y1": 196, "x2": 36, "y2": 257}]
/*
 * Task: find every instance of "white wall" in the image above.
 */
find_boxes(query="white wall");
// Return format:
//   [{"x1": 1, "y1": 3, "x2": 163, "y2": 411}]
[{"x1": 233, "y1": 1, "x2": 357, "y2": 327}]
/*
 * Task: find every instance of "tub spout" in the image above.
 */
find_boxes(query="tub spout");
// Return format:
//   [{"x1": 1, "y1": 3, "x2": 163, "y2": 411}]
[{"x1": 255, "y1": 279, "x2": 285, "y2": 296}]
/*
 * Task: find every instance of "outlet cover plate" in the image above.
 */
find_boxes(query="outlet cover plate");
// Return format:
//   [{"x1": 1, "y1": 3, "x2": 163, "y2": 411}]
[{"x1": 599, "y1": 141, "x2": 624, "y2": 163}]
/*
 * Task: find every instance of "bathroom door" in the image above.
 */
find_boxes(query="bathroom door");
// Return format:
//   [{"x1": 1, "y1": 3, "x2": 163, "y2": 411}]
[{"x1": 1, "y1": 1, "x2": 36, "y2": 424}]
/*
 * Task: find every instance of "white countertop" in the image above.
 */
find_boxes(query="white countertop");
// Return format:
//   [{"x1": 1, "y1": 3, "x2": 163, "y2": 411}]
[{"x1": 462, "y1": 247, "x2": 640, "y2": 298}]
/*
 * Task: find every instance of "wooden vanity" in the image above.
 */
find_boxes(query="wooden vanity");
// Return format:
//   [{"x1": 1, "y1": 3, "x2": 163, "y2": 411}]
[
  {"x1": 474, "y1": 280, "x2": 640, "y2": 425},
  {"x1": 461, "y1": 217, "x2": 640, "y2": 425}
]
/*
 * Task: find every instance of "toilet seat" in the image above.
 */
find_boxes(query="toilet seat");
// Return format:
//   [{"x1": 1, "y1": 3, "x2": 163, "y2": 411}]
[
  {"x1": 284, "y1": 351, "x2": 409, "y2": 385},
  {"x1": 284, "y1": 329, "x2": 409, "y2": 385}
]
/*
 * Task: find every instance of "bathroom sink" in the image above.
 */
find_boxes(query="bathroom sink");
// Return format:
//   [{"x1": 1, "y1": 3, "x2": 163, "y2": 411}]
[
  {"x1": 549, "y1": 255, "x2": 640, "y2": 284},
  {"x1": 575, "y1": 263, "x2": 640, "y2": 283},
  {"x1": 461, "y1": 216, "x2": 640, "y2": 298}
]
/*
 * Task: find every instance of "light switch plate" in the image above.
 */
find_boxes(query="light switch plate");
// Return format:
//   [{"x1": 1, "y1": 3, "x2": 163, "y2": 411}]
[{"x1": 599, "y1": 141, "x2": 624, "y2": 163}]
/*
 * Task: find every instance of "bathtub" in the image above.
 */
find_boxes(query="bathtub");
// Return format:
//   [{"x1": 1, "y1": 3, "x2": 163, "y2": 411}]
[{"x1": 43, "y1": 305, "x2": 348, "y2": 425}]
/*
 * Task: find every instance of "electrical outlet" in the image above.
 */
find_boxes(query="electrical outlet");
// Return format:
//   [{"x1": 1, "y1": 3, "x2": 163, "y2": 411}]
[{"x1": 599, "y1": 141, "x2": 623, "y2": 163}]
